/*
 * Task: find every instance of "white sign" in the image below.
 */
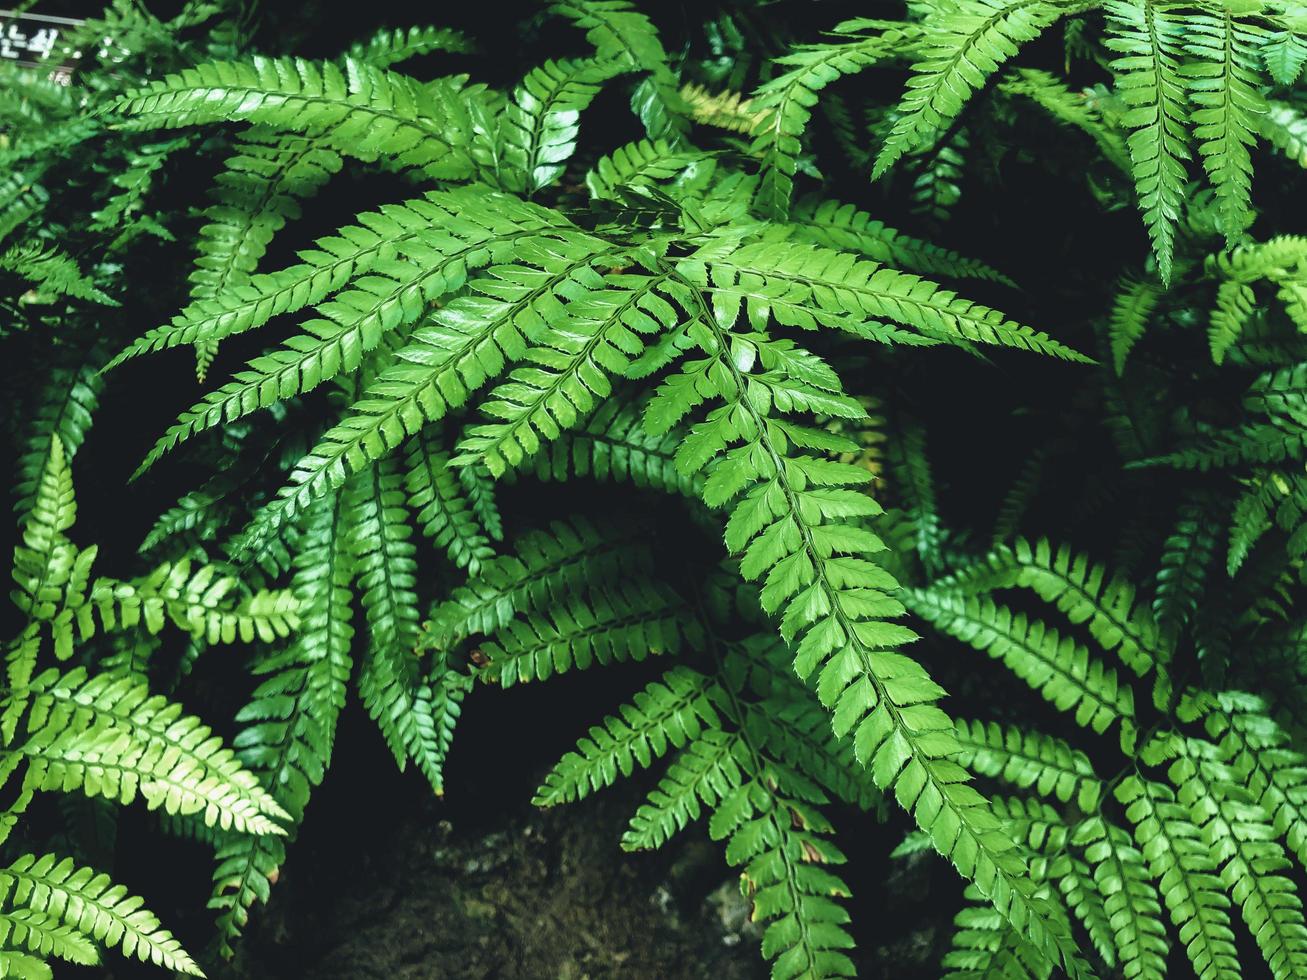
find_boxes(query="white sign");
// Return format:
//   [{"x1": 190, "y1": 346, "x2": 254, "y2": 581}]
[{"x1": 0, "y1": 9, "x2": 84, "y2": 81}]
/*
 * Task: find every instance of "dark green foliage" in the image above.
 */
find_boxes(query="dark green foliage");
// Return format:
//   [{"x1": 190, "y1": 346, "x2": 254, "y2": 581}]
[{"x1": 6, "y1": 0, "x2": 1307, "y2": 977}]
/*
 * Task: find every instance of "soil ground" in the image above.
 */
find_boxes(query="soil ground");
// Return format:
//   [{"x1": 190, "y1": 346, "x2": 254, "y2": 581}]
[
  {"x1": 76, "y1": 671, "x2": 956, "y2": 980},
  {"x1": 169, "y1": 686, "x2": 950, "y2": 979}
]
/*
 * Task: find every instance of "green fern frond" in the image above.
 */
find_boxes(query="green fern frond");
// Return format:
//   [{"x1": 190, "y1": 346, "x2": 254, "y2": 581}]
[
  {"x1": 1205, "y1": 692, "x2": 1307, "y2": 867},
  {"x1": 111, "y1": 57, "x2": 477, "y2": 179},
  {"x1": 873, "y1": 0, "x2": 1066, "y2": 180},
  {"x1": 0, "y1": 174, "x2": 47, "y2": 247},
  {"x1": 1072, "y1": 815, "x2": 1171, "y2": 980},
  {"x1": 1053, "y1": 855, "x2": 1118, "y2": 970},
  {"x1": 344, "y1": 459, "x2": 429, "y2": 772},
  {"x1": 0, "y1": 243, "x2": 114, "y2": 306},
  {"x1": 785, "y1": 197, "x2": 1013, "y2": 284},
  {"x1": 1146, "y1": 418, "x2": 1307, "y2": 471},
  {"x1": 1104, "y1": 0, "x2": 1191, "y2": 282},
  {"x1": 238, "y1": 490, "x2": 354, "y2": 811},
  {"x1": 210, "y1": 490, "x2": 355, "y2": 952},
  {"x1": 207, "y1": 833, "x2": 283, "y2": 959},
  {"x1": 515, "y1": 394, "x2": 703, "y2": 496},
  {"x1": 999, "y1": 537, "x2": 1162, "y2": 677},
  {"x1": 0, "y1": 905, "x2": 98, "y2": 968},
  {"x1": 1000, "y1": 67, "x2": 1132, "y2": 174},
  {"x1": 680, "y1": 238, "x2": 1089, "y2": 359},
  {"x1": 186, "y1": 128, "x2": 341, "y2": 377},
  {"x1": 646, "y1": 288, "x2": 1088, "y2": 977},
  {"x1": 1154, "y1": 497, "x2": 1220, "y2": 641},
  {"x1": 1116, "y1": 775, "x2": 1239, "y2": 980},
  {"x1": 1109, "y1": 275, "x2": 1163, "y2": 375},
  {"x1": 13, "y1": 362, "x2": 101, "y2": 525},
  {"x1": 0, "y1": 946, "x2": 59, "y2": 979},
  {"x1": 75, "y1": 560, "x2": 299, "y2": 647},
  {"x1": 744, "y1": 693, "x2": 885, "y2": 815},
  {"x1": 942, "y1": 888, "x2": 1055, "y2": 979},
  {"x1": 347, "y1": 25, "x2": 474, "y2": 68},
  {"x1": 137, "y1": 203, "x2": 596, "y2": 482},
  {"x1": 752, "y1": 21, "x2": 913, "y2": 219},
  {"x1": 22, "y1": 669, "x2": 290, "y2": 834},
  {"x1": 907, "y1": 589, "x2": 1136, "y2": 740},
  {"x1": 404, "y1": 427, "x2": 496, "y2": 573},
  {"x1": 585, "y1": 139, "x2": 712, "y2": 202},
  {"x1": 886, "y1": 418, "x2": 945, "y2": 576},
  {"x1": 500, "y1": 58, "x2": 628, "y2": 194},
  {"x1": 1226, "y1": 469, "x2": 1296, "y2": 574},
  {"x1": 1182, "y1": 9, "x2": 1266, "y2": 243},
  {"x1": 954, "y1": 719, "x2": 1101, "y2": 809},
  {"x1": 476, "y1": 579, "x2": 697, "y2": 687},
  {"x1": 616, "y1": 731, "x2": 742, "y2": 836},
  {"x1": 112, "y1": 187, "x2": 579, "y2": 375},
  {"x1": 238, "y1": 231, "x2": 627, "y2": 550},
  {"x1": 1262, "y1": 28, "x2": 1307, "y2": 84},
  {"x1": 549, "y1": 0, "x2": 688, "y2": 142},
  {"x1": 12, "y1": 436, "x2": 78, "y2": 624},
  {"x1": 425, "y1": 516, "x2": 647, "y2": 650},
  {"x1": 0, "y1": 854, "x2": 200, "y2": 974},
  {"x1": 453, "y1": 266, "x2": 678, "y2": 473},
  {"x1": 1261, "y1": 99, "x2": 1307, "y2": 167},
  {"x1": 545, "y1": 662, "x2": 866, "y2": 980},
  {"x1": 1164, "y1": 740, "x2": 1307, "y2": 979},
  {"x1": 533, "y1": 666, "x2": 720, "y2": 805}
]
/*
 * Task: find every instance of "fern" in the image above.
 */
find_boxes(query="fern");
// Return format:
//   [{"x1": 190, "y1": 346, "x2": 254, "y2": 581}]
[
  {"x1": 108, "y1": 187, "x2": 576, "y2": 369},
  {"x1": 2, "y1": 437, "x2": 290, "y2": 975},
  {"x1": 451, "y1": 265, "x2": 678, "y2": 473},
  {"x1": 347, "y1": 25, "x2": 474, "y2": 68},
  {"x1": 514, "y1": 394, "x2": 703, "y2": 496},
  {"x1": 130, "y1": 190, "x2": 586, "y2": 475},
  {"x1": 13, "y1": 357, "x2": 102, "y2": 519},
  {"x1": 1183, "y1": 9, "x2": 1266, "y2": 244},
  {"x1": 952, "y1": 719, "x2": 1100, "y2": 809},
  {"x1": 1109, "y1": 275, "x2": 1163, "y2": 374},
  {"x1": 0, "y1": 855, "x2": 199, "y2": 974},
  {"x1": 1154, "y1": 495, "x2": 1221, "y2": 642},
  {"x1": 912, "y1": 528, "x2": 1307, "y2": 979},
  {"x1": 1104, "y1": 0, "x2": 1191, "y2": 282},
  {"x1": 185, "y1": 128, "x2": 341, "y2": 377},
  {"x1": 0, "y1": 244, "x2": 114, "y2": 306},
  {"x1": 751, "y1": 19, "x2": 915, "y2": 219},
  {"x1": 498, "y1": 58, "x2": 627, "y2": 194},
  {"x1": 25, "y1": 3, "x2": 1307, "y2": 977},
  {"x1": 1117, "y1": 774, "x2": 1240, "y2": 980},
  {"x1": 112, "y1": 58, "x2": 477, "y2": 179},
  {"x1": 873, "y1": 0, "x2": 1067, "y2": 180},
  {"x1": 585, "y1": 138, "x2": 711, "y2": 201},
  {"x1": 641, "y1": 285, "x2": 1088, "y2": 975},
  {"x1": 1262, "y1": 99, "x2": 1307, "y2": 167},
  {"x1": 532, "y1": 631, "x2": 868, "y2": 977},
  {"x1": 785, "y1": 197, "x2": 1013, "y2": 284},
  {"x1": 680, "y1": 83, "x2": 762, "y2": 134},
  {"x1": 907, "y1": 589, "x2": 1137, "y2": 741},
  {"x1": 209, "y1": 490, "x2": 354, "y2": 950},
  {"x1": 404, "y1": 427, "x2": 496, "y2": 572}
]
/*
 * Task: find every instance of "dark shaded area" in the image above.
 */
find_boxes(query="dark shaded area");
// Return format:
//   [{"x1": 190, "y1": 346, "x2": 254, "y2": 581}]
[{"x1": 73, "y1": 679, "x2": 954, "y2": 979}]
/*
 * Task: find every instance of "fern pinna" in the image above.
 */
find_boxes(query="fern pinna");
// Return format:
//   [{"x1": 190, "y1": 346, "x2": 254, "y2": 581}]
[{"x1": 4, "y1": 0, "x2": 1307, "y2": 976}]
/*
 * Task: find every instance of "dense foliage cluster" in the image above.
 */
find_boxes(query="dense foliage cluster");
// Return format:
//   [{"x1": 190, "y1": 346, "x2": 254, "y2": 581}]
[{"x1": 5, "y1": 0, "x2": 1307, "y2": 976}]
